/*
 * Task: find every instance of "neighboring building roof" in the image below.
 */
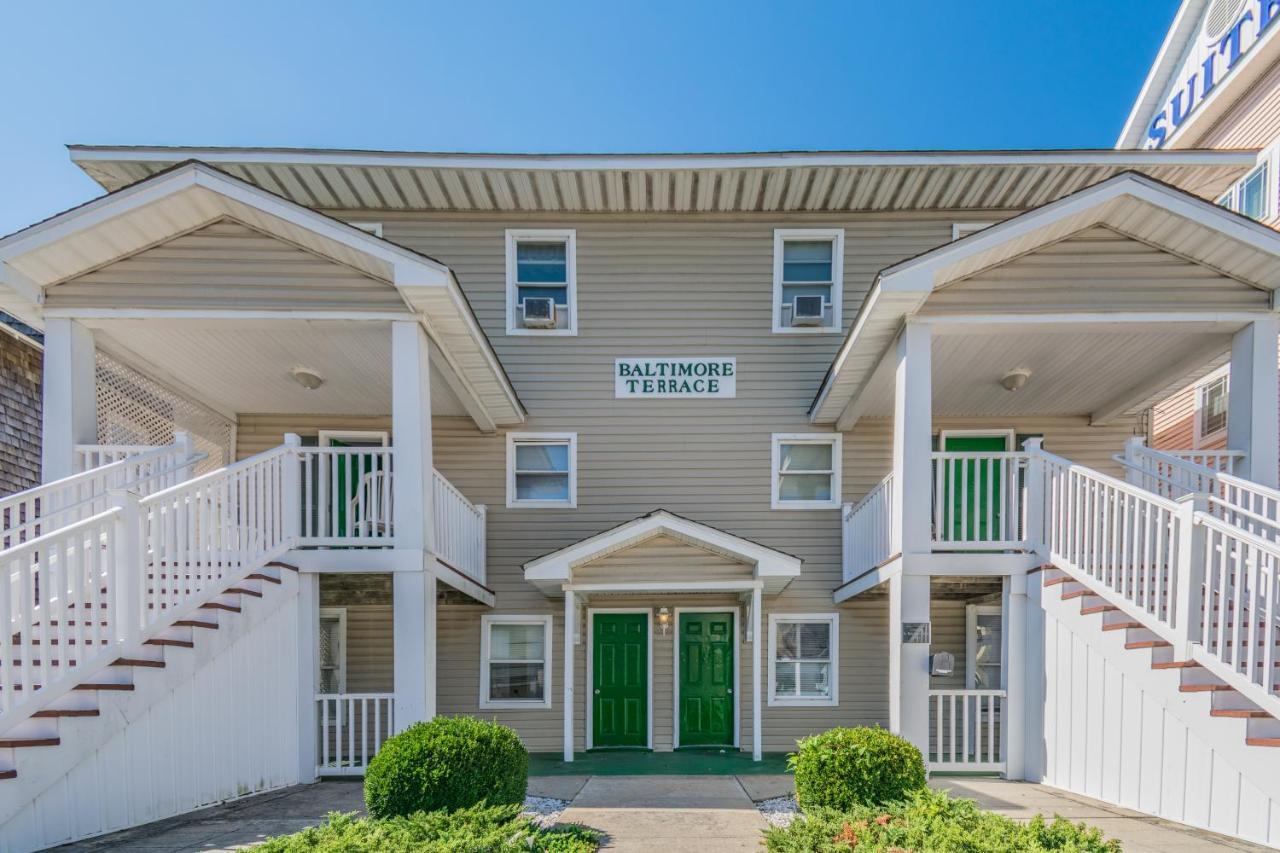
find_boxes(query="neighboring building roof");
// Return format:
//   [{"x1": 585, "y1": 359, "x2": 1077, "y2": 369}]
[{"x1": 67, "y1": 145, "x2": 1255, "y2": 214}]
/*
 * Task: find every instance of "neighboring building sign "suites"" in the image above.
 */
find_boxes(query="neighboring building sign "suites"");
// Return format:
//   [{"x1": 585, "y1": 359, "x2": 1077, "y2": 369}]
[{"x1": 615, "y1": 357, "x2": 736, "y2": 398}]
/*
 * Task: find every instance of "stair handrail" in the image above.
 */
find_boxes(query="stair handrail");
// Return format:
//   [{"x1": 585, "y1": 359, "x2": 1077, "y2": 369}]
[{"x1": 0, "y1": 439, "x2": 205, "y2": 549}]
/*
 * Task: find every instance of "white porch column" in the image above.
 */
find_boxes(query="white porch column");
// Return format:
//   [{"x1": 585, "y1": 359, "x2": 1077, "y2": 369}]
[
  {"x1": 1228, "y1": 317, "x2": 1280, "y2": 487},
  {"x1": 295, "y1": 572, "x2": 319, "y2": 782},
  {"x1": 1023, "y1": 569, "x2": 1047, "y2": 781},
  {"x1": 391, "y1": 319, "x2": 438, "y2": 727},
  {"x1": 751, "y1": 585, "x2": 762, "y2": 761},
  {"x1": 1002, "y1": 574, "x2": 1027, "y2": 780},
  {"x1": 891, "y1": 322, "x2": 932, "y2": 555},
  {"x1": 888, "y1": 572, "x2": 931, "y2": 757},
  {"x1": 41, "y1": 318, "x2": 97, "y2": 482},
  {"x1": 563, "y1": 589, "x2": 575, "y2": 762}
]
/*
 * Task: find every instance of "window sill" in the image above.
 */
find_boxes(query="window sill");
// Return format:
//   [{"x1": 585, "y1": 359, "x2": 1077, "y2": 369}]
[
  {"x1": 506, "y1": 327, "x2": 578, "y2": 337},
  {"x1": 771, "y1": 500, "x2": 841, "y2": 511},
  {"x1": 771, "y1": 325, "x2": 841, "y2": 335},
  {"x1": 480, "y1": 699, "x2": 553, "y2": 711},
  {"x1": 767, "y1": 696, "x2": 837, "y2": 708},
  {"x1": 507, "y1": 500, "x2": 577, "y2": 510}
]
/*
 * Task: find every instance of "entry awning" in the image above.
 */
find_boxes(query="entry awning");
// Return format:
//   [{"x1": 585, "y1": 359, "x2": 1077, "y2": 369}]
[{"x1": 522, "y1": 510, "x2": 802, "y2": 597}]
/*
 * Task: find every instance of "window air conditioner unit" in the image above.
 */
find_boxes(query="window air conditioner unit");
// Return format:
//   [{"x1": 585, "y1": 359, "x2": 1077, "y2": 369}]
[
  {"x1": 522, "y1": 297, "x2": 557, "y2": 328},
  {"x1": 791, "y1": 295, "x2": 825, "y2": 326}
]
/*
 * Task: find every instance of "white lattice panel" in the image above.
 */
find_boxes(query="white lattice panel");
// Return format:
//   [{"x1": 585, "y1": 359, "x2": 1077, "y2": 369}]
[{"x1": 96, "y1": 352, "x2": 233, "y2": 474}]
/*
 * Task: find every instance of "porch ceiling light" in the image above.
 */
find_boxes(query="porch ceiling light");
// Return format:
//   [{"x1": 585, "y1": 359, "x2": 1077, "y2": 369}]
[
  {"x1": 289, "y1": 367, "x2": 324, "y2": 391},
  {"x1": 999, "y1": 368, "x2": 1031, "y2": 392}
]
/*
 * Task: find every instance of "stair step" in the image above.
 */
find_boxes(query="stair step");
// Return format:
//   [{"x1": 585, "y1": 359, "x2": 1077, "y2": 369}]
[
  {"x1": 1043, "y1": 575, "x2": 1072, "y2": 587},
  {"x1": 200, "y1": 602, "x2": 241, "y2": 613},
  {"x1": 1102, "y1": 621, "x2": 1143, "y2": 631},
  {"x1": 1245, "y1": 737, "x2": 1280, "y2": 747},
  {"x1": 1179, "y1": 683, "x2": 1234, "y2": 693},
  {"x1": 1080, "y1": 603, "x2": 1118, "y2": 615},
  {"x1": 32, "y1": 708, "x2": 99, "y2": 718},
  {"x1": 0, "y1": 770, "x2": 17, "y2": 780},
  {"x1": 1151, "y1": 660, "x2": 1200, "y2": 670},
  {"x1": 246, "y1": 572, "x2": 282, "y2": 585},
  {"x1": 144, "y1": 638, "x2": 193, "y2": 649},
  {"x1": 0, "y1": 737, "x2": 58, "y2": 749},
  {"x1": 1211, "y1": 708, "x2": 1271, "y2": 719},
  {"x1": 173, "y1": 619, "x2": 218, "y2": 629},
  {"x1": 266, "y1": 561, "x2": 299, "y2": 572},
  {"x1": 1062, "y1": 588, "x2": 1090, "y2": 600},
  {"x1": 74, "y1": 682, "x2": 134, "y2": 692},
  {"x1": 113, "y1": 658, "x2": 165, "y2": 668},
  {"x1": 224, "y1": 587, "x2": 262, "y2": 598},
  {"x1": 1126, "y1": 639, "x2": 1171, "y2": 650}
]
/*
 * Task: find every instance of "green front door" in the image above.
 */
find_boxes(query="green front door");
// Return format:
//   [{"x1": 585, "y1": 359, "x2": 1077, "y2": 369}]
[
  {"x1": 678, "y1": 612, "x2": 735, "y2": 747},
  {"x1": 942, "y1": 433, "x2": 1010, "y2": 541},
  {"x1": 592, "y1": 613, "x2": 648, "y2": 749}
]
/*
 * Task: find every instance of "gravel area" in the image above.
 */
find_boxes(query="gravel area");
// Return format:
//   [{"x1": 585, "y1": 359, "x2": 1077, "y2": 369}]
[
  {"x1": 522, "y1": 795, "x2": 572, "y2": 827},
  {"x1": 755, "y1": 795, "x2": 800, "y2": 828}
]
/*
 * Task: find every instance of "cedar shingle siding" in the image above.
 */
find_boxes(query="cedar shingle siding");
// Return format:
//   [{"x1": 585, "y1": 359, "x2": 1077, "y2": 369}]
[{"x1": 0, "y1": 332, "x2": 41, "y2": 495}]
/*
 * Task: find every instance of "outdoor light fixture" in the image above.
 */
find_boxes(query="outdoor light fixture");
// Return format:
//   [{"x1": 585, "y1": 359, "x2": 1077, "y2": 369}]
[
  {"x1": 999, "y1": 368, "x2": 1031, "y2": 392},
  {"x1": 289, "y1": 367, "x2": 324, "y2": 391},
  {"x1": 657, "y1": 606, "x2": 670, "y2": 637}
]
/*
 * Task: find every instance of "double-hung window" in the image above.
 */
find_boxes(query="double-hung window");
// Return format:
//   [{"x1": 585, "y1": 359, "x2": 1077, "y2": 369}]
[
  {"x1": 480, "y1": 615, "x2": 553, "y2": 709},
  {"x1": 1196, "y1": 368, "x2": 1229, "y2": 445},
  {"x1": 507, "y1": 433, "x2": 577, "y2": 508},
  {"x1": 506, "y1": 230, "x2": 577, "y2": 334},
  {"x1": 773, "y1": 229, "x2": 844, "y2": 333},
  {"x1": 771, "y1": 434, "x2": 841, "y2": 509},
  {"x1": 1218, "y1": 161, "x2": 1271, "y2": 221},
  {"x1": 768, "y1": 614, "x2": 838, "y2": 706}
]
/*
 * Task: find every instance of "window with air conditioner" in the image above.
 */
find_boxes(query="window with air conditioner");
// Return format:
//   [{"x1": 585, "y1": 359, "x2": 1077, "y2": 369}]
[
  {"x1": 773, "y1": 229, "x2": 843, "y2": 333},
  {"x1": 507, "y1": 230, "x2": 576, "y2": 334}
]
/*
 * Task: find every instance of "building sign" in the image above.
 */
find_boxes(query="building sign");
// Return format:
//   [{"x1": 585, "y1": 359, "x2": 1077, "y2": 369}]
[
  {"x1": 902, "y1": 623, "x2": 931, "y2": 644},
  {"x1": 615, "y1": 357, "x2": 736, "y2": 398},
  {"x1": 1146, "y1": 0, "x2": 1280, "y2": 148}
]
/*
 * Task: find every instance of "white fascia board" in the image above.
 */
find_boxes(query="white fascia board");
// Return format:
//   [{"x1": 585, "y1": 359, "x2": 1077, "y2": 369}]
[
  {"x1": 1116, "y1": 0, "x2": 1206, "y2": 148},
  {"x1": 68, "y1": 145, "x2": 1258, "y2": 173},
  {"x1": 0, "y1": 262, "x2": 42, "y2": 304}
]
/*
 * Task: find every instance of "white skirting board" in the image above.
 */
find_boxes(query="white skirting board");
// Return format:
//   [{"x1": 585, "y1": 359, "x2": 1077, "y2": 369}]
[
  {"x1": 0, "y1": 576, "x2": 304, "y2": 852},
  {"x1": 1028, "y1": 580, "x2": 1280, "y2": 848}
]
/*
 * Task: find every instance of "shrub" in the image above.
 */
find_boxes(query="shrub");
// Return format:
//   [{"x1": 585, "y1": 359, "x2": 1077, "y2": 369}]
[
  {"x1": 764, "y1": 787, "x2": 1120, "y2": 852},
  {"x1": 252, "y1": 804, "x2": 598, "y2": 853},
  {"x1": 789, "y1": 726, "x2": 925, "y2": 810},
  {"x1": 363, "y1": 716, "x2": 528, "y2": 818}
]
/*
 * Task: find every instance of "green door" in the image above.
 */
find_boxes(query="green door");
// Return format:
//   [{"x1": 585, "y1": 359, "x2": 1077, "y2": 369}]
[
  {"x1": 942, "y1": 433, "x2": 1009, "y2": 542},
  {"x1": 678, "y1": 612, "x2": 735, "y2": 747},
  {"x1": 592, "y1": 613, "x2": 648, "y2": 749}
]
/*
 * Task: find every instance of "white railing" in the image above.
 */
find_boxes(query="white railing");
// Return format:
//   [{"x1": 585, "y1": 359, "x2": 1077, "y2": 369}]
[
  {"x1": 931, "y1": 452, "x2": 1029, "y2": 550},
  {"x1": 1167, "y1": 450, "x2": 1245, "y2": 474},
  {"x1": 1, "y1": 439, "x2": 201, "y2": 550},
  {"x1": 929, "y1": 689, "x2": 1005, "y2": 772},
  {"x1": 433, "y1": 470, "x2": 487, "y2": 586},
  {"x1": 316, "y1": 693, "x2": 395, "y2": 775},
  {"x1": 1195, "y1": 514, "x2": 1279, "y2": 710},
  {"x1": 76, "y1": 444, "x2": 169, "y2": 472},
  {"x1": 1040, "y1": 449, "x2": 1183, "y2": 629},
  {"x1": 0, "y1": 510, "x2": 122, "y2": 714},
  {"x1": 296, "y1": 446, "x2": 395, "y2": 547},
  {"x1": 842, "y1": 474, "x2": 894, "y2": 583}
]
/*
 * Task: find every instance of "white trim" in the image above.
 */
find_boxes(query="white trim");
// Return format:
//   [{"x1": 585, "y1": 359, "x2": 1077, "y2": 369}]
[
  {"x1": 347, "y1": 221, "x2": 384, "y2": 238},
  {"x1": 951, "y1": 222, "x2": 995, "y2": 240},
  {"x1": 317, "y1": 607, "x2": 347, "y2": 694},
  {"x1": 772, "y1": 228, "x2": 844, "y2": 334},
  {"x1": 965, "y1": 604, "x2": 1003, "y2": 691},
  {"x1": 505, "y1": 229, "x2": 578, "y2": 336},
  {"x1": 1194, "y1": 364, "x2": 1231, "y2": 448},
  {"x1": 566, "y1": 580, "x2": 763, "y2": 594},
  {"x1": 318, "y1": 430, "x2": 390, "y2": 447},
  {"x1": 673, "y1": 607, "x2": 740, "y2": 750},
  {"x1": 506, "y1": 432, "x2": 578, "y2": 508},
  {"x1": 43, "y1": 308, "x2": 414, "y2": 321},
  {"x1": 479, "y1": 614, "x2": 554, "y2": 710},
  {"x1": 585, "y1": 608, "x2": 654, "y2": 751},
  {"x1": 766, "y1": 613, "x2": 839, "y2": 708},
  {"x1": 771, "y1": 433, "x2": 842, "y2": 510},
  {"x1": 938, "y1": 429, "x2": 1015, "y2": 451}
]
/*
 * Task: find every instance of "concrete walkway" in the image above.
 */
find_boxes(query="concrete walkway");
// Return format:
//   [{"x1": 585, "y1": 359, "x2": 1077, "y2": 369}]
[{"x1": 48, "y1": 775, "x2": 1274, "y2": 851}]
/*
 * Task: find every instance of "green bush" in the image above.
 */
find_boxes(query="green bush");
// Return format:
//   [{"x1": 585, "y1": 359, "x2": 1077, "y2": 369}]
[
  {"x1": 764, "y1": 787, "x2": 1120, "y2": 852},
  {"x1": 363, "y1": 716, "x2": 528, "y2": 818},
  {"x1": 789, "y1": 726, "x2": 926, "y2": 810},
  {"x1": 252, "y1": 804, "x2": 598, "y2": 853}
]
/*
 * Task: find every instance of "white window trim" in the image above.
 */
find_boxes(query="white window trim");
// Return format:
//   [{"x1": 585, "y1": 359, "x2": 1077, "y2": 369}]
[
  {"x1": 507, "y1": 432, "x2": 578, "y2": 508},
  {"x1": 771, "y1": 433, "x2": 842, "y2": 510},
  {"x1": 318, "y1": 430, "x2": 390, "y2": 447},
  {"x1": 1217, "y1": 154, "x2": 1274, "y2": 221},
  {"x1": 951, "y1": 222, "x2": 995, "y2": 240},
  {"x1": 767, "y1": 613, "x2": 839, "y2": 707},
  {"x1": 1193, "y1": 365, "x2": 1230, "y2": 447},
  {"x1": 506, "y1": 229, "x2": 578, "y2": 336},
  {"x1": 318, "y1": 607, "x2": 347, "y2": 695},
  {"x1": 347, "y1": 221, "x2": 384, "y2": 238},
  {"x1": 480, "y1": 614, "x2": 554, "y2": 710},
  {"x1": 965, "y1": 604, "x2": 1003, "y2": 690},
  {"x1": 772, "y1": 228, "x2": 844, "y2": 334}
]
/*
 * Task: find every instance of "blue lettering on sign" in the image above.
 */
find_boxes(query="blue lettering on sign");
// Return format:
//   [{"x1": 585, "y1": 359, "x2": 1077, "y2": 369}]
[{"x1": 1146, "y1": 0, "x2": 1280, "y2": 148}]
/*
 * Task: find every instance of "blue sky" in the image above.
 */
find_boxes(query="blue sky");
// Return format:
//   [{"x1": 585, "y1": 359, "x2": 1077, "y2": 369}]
[{"x1": 2, "y1": 0, "x2": 1179, "y2": 235}]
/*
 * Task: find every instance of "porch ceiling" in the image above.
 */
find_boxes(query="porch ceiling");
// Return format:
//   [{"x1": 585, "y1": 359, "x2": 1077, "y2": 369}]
[
  {"x1": 86, "y1": 318, "x2": 467, "y2": 418},
  {"x1": 852, "y1": 321, "x2": 1235, "y2": 420}
]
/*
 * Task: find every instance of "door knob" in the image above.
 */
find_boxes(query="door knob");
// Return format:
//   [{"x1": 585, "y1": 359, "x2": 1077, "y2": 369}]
[
  {"x1": 727, "y1": 688, "x2": 733, "y2": 694},
  {"x1": 594, "y1": 689, "x2": 601, "y2": 694}
]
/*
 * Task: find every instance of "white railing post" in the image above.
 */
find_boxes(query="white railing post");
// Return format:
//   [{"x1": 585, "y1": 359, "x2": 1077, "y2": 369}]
[
  {"x1": 108, "y1": 489, "x2": 142, "y2": 644},
  {"x1": 1173, "y1": 493, "x2": 1209, "y2": 656},
  {"x1": 841, "y1": 502, "x2": 853, "y2": 580},
  {"x1": 173, "y1": 431, "x2": 195, "y2": 484},
  {"x1": 475, "y1": 503, "x2": 487, "y2": 586},
  {"x1": 1022, "y1": 438, "x2": 1046, "y2": 557},
  {"x1": 283, "y1": 434, "x2": 302, "y2": 545},
  {"x1": 1123, "y1": 436, "x2": 1145, "y2": 489}
]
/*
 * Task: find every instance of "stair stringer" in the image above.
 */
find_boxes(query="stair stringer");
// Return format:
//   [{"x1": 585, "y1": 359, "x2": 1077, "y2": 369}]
[
  {"x1": 1030, "y1": 573, "x2": 1280, "y2": 848},
  {"x1": 0, "y1": 572, "x2": 304, "y2": 853}
]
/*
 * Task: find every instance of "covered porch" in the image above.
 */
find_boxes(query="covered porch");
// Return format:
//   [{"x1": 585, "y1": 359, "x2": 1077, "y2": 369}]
[{"x1": 814, "y1": 172, "x2": 1280, "y2": 775}]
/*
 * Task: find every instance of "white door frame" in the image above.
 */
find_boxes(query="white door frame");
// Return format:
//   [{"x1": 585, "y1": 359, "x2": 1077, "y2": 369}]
[
  {"x1": 585, "y1": 608, "x2": 654, "y2": 751},
  {"x1": 965, "y1": 603, "x2": 1003, "y2": 689},
  {"x1": 318, "y1": 429, "x2": 390, "y2": 446},
  {"x1": 672, "y1": 606, "x2": 741, "y2": 750},
  {"x1": 937, "y1": 428, "x2": 1015, "y2": 450}
]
